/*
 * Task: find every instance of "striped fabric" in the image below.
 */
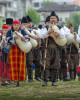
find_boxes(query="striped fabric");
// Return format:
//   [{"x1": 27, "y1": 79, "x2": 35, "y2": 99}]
[
  {"x1": 8, "y1": 45, "x2": 26, "y2": 81},
  {"x1": 0, "y1": 49, "x2": 10, "y2": 82}
]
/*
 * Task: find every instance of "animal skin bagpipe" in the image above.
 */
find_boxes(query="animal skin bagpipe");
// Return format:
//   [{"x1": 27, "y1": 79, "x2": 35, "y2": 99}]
[
  {"x1": 48, "y1": 23, "x2": 67, "y2": 46},
  {"x1": 62, "y1": 26, "x2": 79, "y2": 50},
  {"x1": 13, "y1": 31, "x2": 32, "y2": 53},
  {"x1": 22, "y1": 26, "x2": 38, "y2": 48}
]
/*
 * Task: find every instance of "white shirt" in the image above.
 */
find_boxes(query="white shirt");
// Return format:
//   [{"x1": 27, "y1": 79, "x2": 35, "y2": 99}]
[
  {"x1": 40, "y1": 27, "x2": 48, "y2": 39},
  {"x1": 40, "y1": 26, "x2": 70, "y2": 39},
  {"x1": 76, "y1": 35, "x2": 80, "y2": 43},
  {"x1": 76, "y1": 25, "x2": 80, "y2": 43}
]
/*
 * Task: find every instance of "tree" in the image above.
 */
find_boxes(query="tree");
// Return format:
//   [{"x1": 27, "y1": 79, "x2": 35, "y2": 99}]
[
  {"x1": 26, "y1": 8, "x2": 40, "y2": 25},
  {"x1": 0, "y1": 17, "x2": 3, "y2": 27},
  {"x1": 43, "y1": 0, "x2": 53, "y2": 6},
  {"x1": 66, "y1": 13, "x2": 80, "y2": 33}
]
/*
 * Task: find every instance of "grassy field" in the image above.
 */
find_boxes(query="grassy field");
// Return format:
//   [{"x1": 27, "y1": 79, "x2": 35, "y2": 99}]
[{"x1": 0, "y1": 79, "x2": 80, "y2": 100}]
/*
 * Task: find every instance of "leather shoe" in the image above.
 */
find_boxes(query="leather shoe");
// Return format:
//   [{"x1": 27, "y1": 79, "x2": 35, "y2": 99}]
[
  {"x1": 52, "y1": 82, "x2": 57, "y2": 86},
  {"x1": 42, "y1": 81, "x2": 47, "y2": 86},
  {"x1": 35, "y1": 77, "x2": 42, "y2": 81},
  {"x1": 28, "y1": 79, "x2": 33, "y2": 82}
]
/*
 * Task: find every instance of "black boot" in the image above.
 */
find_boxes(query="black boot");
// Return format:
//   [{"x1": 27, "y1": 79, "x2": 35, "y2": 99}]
[
  {"x1": 52, "y1": 82, "x2": 57, "y2": 86},
  {"x1": 13, "y1": 81, "x2": 19, "y2": 87},
  {"x1": 42, "y1": 81, "x2": 47, "y2": 86},
  {"x1": 35, "y1": 77, "x2": 42, "y2": 81},
  {"x1": 28, "y1": 79, "x2": 33, "y2": 82}
]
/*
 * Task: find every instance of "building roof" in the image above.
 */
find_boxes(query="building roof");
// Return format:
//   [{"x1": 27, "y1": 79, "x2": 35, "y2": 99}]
[
  {"x1": 33, "y1": 0, "x2": 75, "y2": 3},
  {"x1": 0, "y1": 1, "x2": 6, "y2": 5},
  {"x1": 67, "y1": 0, "x2": 80, "y2": 6},
  {"x1": 37, "y1": 3, "x2": 80, "y2": 12}
]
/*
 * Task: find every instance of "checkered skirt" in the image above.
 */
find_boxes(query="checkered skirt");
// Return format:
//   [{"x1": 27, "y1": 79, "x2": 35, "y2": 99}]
[{"x1": 7, "y1": 45, "x2": 26, "y2": 81}]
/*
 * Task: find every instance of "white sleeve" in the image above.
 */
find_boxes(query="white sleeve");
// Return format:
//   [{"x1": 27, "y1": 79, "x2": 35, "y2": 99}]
[
  {"x1": 60, "y1": 26, "x2": 70, "y2": 38},
  {"x1": 40, "y1": 28, "x2": 49, "y2": 39},
  {"x1": 31, "y1": 31, "x2": 36, "y2": 36},
  {"x1": 59, "y1": 28, "x2": 66, "y2": 38},
  {"x1": 76, "y1": 35, "x2": 80, "y2": 43},
  {"x1": 78, "y1": 25, "x2": 80, "y2": 37}
]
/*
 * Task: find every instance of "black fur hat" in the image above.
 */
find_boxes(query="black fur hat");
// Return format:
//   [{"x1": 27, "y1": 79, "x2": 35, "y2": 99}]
[
  {"x1": 50, "y1": 11, "x2": 57, "y2": 17},
  {"x1": 56, "y1": 15, "x2": 59, "y2": 21},
  {"x1": 21, "y1": 17, "x2": 28, "y2": 23},
  {"x1": 38, "y1": 25, "x2": 42, "y2": 29},
  {"x1": 6, "y1": 18, "x2": 13, "y2": 25},
  {"x1": 45, "y1": 15, "x2": 50, "y2": 23},
  {"x1": 26, "y1": 16, "x2": 32, "y2": 22}
]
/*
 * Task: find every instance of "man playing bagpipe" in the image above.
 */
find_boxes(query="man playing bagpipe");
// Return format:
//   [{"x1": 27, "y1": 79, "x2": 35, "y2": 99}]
[
  {"x1": 0, "y1": 25, "x2": 10, "y2": 86},
  {"x1": 6, "y1": 20, "x2": 29, "y2": 87},
  {"x1": 67, "y1": 23, "x2": 78, "y2": 80}
]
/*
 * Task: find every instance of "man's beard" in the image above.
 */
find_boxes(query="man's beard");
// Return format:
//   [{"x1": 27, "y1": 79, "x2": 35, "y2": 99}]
[{"x1": 14, "y1": 28, "x2": 19, "y2": 31}]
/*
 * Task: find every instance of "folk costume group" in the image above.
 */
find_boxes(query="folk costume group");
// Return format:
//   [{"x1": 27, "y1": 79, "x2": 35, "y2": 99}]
[{"x1": 0, "y1": 11, "x2": 80, "y2": 87}]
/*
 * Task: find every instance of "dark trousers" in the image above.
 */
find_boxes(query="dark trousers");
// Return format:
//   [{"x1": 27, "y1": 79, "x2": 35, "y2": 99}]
[{"x1": 44, "y1": 68, "x2": 58, "y2": 82}]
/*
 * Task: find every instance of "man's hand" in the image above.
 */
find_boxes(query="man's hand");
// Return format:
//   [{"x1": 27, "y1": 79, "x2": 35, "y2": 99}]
[
  {"x1": 14, "y1": 34, "x2": 20, "y2": 39},
  {"x1": 36, "y1": 37, "x2": 41, "y2": 41},
  {"x1": 21, "y1": 36, "x2": 25, "y2": 41},
  {"x1": 48, "y1": 28, "x2": 54, "y2": 34},
  {"x1": 1, "y1": 41, "x2": 5, "y2": 47},
  {"x1": 32, "y1": 35, "x2": 41, "y2": 41},
  {"x1": 53, "y1": 32, "x2": 60, "y2": 37},
  {"x1": 74, "y1": 33, "x2": 77, "y2": 39}
]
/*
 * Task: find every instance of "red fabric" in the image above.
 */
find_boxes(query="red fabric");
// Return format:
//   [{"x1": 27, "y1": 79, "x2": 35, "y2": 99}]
[
  {"x1": 13, "y1": 20, "x2": 20, "y2": 24},
  {"x1": 41, "y1": 46, "x2": 44, "y2": 49},
  {"x1": 0, "y1": 49, "x2": 10, "y2": 82},
  {"x1": 67, "y1": 67, "x2": 69, "y2": 72},
  {"x1": 11, "y1": 20, "x2": 21, "y2": 29},
  {"x1": 2, "y1": 25, "x2": 9, "y2": 29},
  {"x1": 77, "y1": 67, "x2": 80, "y2": 74},
  {"x1": 8, "y1": 45, "x2": 26, "y2": 81},
  {"x1": 50, "y1": 37, "x2": 54, "y2": 40}
]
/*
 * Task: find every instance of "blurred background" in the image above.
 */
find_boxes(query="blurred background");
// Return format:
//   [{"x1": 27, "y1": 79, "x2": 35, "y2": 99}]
[{"x1": 0, "y1": 0, "x2": 80, "y2": 32}]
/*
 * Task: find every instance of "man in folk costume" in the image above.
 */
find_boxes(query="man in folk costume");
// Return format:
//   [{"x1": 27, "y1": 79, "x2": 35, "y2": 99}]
[
  {"x1": 6, "y1": 18, "x2": 13, "y2": 30},
  {"x1": 21, "y1": 16, "x2": 33, "y2": 82},
  {"x1": 0, "y1": 25, "x2": 10, "y2": 86},
  {"x1": 67, "y1": 23, "x2": 78, "y2": 80},
  {"x1": 21, "y1": 17, "x2": 28, "y2": 28},
  {"x1": 41, "y1": 11, "x2": 66, "y2": 86},
  {"x1": 55, "y1": 16, "x2": 69, "y2": 81},
  {"x1": 59, "y1": 46, "x2": 68, "y2": 81},
  {"x1": 6, "y1": 20, "x2": 29, "y2": 87},
  {"x1": 40, "y1": 16, "x2": 51, "y2": 80},
  {"x1": 25, "y1": 16, "x2": 42, "y2": 82}
]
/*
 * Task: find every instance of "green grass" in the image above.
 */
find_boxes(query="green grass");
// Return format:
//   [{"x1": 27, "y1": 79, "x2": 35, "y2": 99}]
[{"x1": 0, "y1": 79, "x2": 80, "y2": 100}]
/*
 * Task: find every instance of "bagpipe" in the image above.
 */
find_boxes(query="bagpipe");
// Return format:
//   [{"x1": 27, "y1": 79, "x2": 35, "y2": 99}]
[
  {"x1": 22, "y1": 26, "x2": 41, "y2": 48},
  {"x1": 48, "y1": 23, "x2": 67, "y2": 46},
  {"x1": 13, "y1": 31, "x2": 32, "y2": 53},
  {"x1": 48, "y1": 24, "x2": 79, "y2": 50},
  {"x1": 63, "y1": 26, "x2": 79, "y2": 50},
  {"x1": 22, "y1": 26, "x2": 38, "y2": 48}
]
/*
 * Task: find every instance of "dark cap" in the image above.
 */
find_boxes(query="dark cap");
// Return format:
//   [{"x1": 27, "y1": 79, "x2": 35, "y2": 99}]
[
  {"x1": 56, "y1": 15, "x2": 59, "y2": 21},
  {"x1": 45, "y1": 16, "x2": 50, "y2": 23},
  {"x1": 26, "y1": 16, "x2": 32, "y2": 22},
  {"x1": 21, "y1": 16, "x2": 28, "y2": 23},
  {"x1": 6, "y1": 18, "x2": 13, "y2": 25},
  {"x1": 38, "y1": 25, "x2": 42, "y2": 29},
  {"x1": 50, "y1": 11, "x2": 57, "y2": 17}
]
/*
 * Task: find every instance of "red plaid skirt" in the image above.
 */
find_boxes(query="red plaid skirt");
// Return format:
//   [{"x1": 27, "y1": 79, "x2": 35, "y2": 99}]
[
  {"x1": 0, "y1": 49, "x2": 10, "y2": 82},
  {"x1": 7, "y1": 45, "x2": 26, "y2": 81}
]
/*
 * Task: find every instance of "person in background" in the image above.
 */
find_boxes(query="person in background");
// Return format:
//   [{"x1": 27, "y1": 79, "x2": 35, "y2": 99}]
[
  {"x1": 6, "y1": 20, "x2": 29, "y2": 87},
  {"x1": 67, "y1": 23, "x2": 78, "y2": 80},
  {"x1": 6, "y1": 18, "x2": 13, "y2": 30},
  {"x1": 0, "y1": 25, "x2": 10, "y2": 86}
]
